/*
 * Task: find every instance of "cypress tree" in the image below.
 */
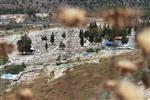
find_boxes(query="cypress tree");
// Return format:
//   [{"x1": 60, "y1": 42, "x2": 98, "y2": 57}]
[
  {"x1": 50, "y1": 32, "x2": 55, "y2": 45},
  {"x1": 79, "y1": 30, "x2": 84, "y2": 38},
  {"x1": 80, "y1": 36, "x2": 84, "y2": 47}
]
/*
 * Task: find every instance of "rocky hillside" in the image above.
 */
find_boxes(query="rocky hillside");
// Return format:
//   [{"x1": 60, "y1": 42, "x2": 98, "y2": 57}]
[
  {"x1": 0, "y1": 0, "x2": 149, "y2": 14},
  {"x1": 3, "y1": 51, "x2": 150, "y2": 100}
]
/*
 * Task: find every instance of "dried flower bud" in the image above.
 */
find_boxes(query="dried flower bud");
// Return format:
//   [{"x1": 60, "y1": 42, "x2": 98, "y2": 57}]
[
  {"x1": 6, "y1": 43, "x2": 17, "y2": 54},
  {"x1": 115, "y1": 81, "x2": 144, "y2": 100},
  {"x1": 142, "y1": 71, "x2": 150, "y2": 88},
  {"x1": 0, "y1": 40, "x2": 16, "y2": 53},
  {"x1": 104, "y1": 80, "x2": 118, "y2": 90},
  {"x1": 137, "y1": 28, "x2": 150, "y2": 54},
  {"x1": 0, "y1": 40, "x2": 16, "y2": 61},
  {"x1": 115, "y1": 60, "x2": 138, "y2": 75},
  {"x1": 97, "y1": 7, "x2": 142, "y2": 29},
  {"x1": 56, "y1": 7, "x2": 87, "y2": 27},
  {"x1": 16, "y1": 88, "x2": 33, "y2": 100}
]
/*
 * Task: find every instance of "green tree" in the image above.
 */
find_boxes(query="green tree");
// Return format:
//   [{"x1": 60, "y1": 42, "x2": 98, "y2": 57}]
[
  {"x1": 80, "y1": 36, "x2": 84, "y2": 47},
  {"x1": 50, "y1": 33, "x2": 55, "y2": 45},
  {"x1": 79, "y1": 30, "x2": 84, "y2": 38},
  {"x1": 79, "y1": 29, "x2": 84, "y2": 47},
  {"x1": 17, "y1": 35, "x2": 32, "y2": 55},
  {"x1": 84, "y1": 31, "x2": 89, "y2": 38},
  {"x1": 62, "y1": 32, "x2": 66, "y2": 39},
  {"x1": 89, "y1": 33, "x2": 94, "y2": 43},
  {"x1": 43, "y1": 24, "x2": 48, "y2": 28},
  {"x1": 85, "y1": 22, "x2": 99, "y2": 43},
  {"x1": 25, "y1": 7, "x2": 37, "y2": 20},
  {"x1": 121, "y1": 28, "x2": 129, "y2": 44},
  {"x1": 94, "y1": 32, "x2": 102, "y2": 43},
  {"x1": 59, "y1": 41, "x2": 65, "y2": 50},
  {"x1": 122, "y1": 35, "x2": 128, "y2": 44},
  {"x1": 41, "y1": 35, "x2": 47, "y2": 41},
  {"x1": 103, "y1": 27, "x2": 115, "y2": 41}
]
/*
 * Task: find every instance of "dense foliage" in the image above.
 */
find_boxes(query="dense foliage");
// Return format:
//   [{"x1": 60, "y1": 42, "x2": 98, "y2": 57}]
[
  {"x1": 82, "y1": 22, "x2": 131, "y2": 44},
  {"x1": 0, "y1": 7, "x2": 37, "y2": 15},
  {"x1": 86, "y1": 48, "x2": 95, "y2": 52},
  {"x1": 0, "y1": 58, "x2": 7, "y2": 66},
  {"x1": 0, "y1": 24, "x2": 22, "y2": 30},
  {"x1": 5, "y1": 63, "x2": 26, "y2": 74},
  {"x1": 17, "y1": 35, "x2": 33, "y2": 55}
]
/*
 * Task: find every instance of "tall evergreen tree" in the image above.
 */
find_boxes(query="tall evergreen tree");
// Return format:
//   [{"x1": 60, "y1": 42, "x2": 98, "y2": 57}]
[
  {"x1": 80, "y1": 36, "x2": 84, "y2": 47},
  {"x1": 79, "y1": 30, "x2": 84, "y2": 38},
  {"x1": 50, "y1": 32, "x2": 55, "y2": 45}
]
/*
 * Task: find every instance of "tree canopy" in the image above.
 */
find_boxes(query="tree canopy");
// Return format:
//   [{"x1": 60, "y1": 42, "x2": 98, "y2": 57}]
[{"x1": 17, "y1": 35, "x2": 33, "y2": 55}]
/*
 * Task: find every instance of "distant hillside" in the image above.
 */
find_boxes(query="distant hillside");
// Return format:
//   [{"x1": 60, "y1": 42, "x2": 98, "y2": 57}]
[{"x1": 0, "y1": 0, "x2": 149, "y2": 14}]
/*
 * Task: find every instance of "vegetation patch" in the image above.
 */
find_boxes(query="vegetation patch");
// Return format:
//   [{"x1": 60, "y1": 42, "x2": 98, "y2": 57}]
[
  {"x1": 1, "y1": 52, "x2": 143, "y2": 100},
  {"x1": 5, "y1": 63, "x2": 26, "y2": 75},
  {"x1": 86, "y1": 48, "x2": 95, "y2": 53},
  {"x1": 0, "y1": 58, "x2": 8, "y2": 66}
]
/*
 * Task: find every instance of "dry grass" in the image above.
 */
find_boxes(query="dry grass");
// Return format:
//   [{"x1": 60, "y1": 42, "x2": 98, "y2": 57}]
[{"x1": 1, "y1": 51, "x2": 143, "y2": 100}]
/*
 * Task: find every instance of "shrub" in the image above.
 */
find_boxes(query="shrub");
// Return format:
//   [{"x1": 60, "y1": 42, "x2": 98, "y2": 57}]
[
  {"x1": 95, "y1": 48, "x2": 101, "y2": 53},
  {"x1": 17, "y1": 35, "x2": 32, "y2": 55},
  {"x1": 62, "y1": 32, "x2": 66, "y2": 39},
  {"x1": 0, "y1": 58, "x2": 8, "y2": 66},
  {"x1": 86, "y1": 48, "x2": 95, "y2": 53},
  {"x1": 41, "y1": 36, "x2": 47, "y2": 41},
  {"x1": 5, "y1": 63, "x2": 26, "y2": 74},
  {"x1": 59, "y1": 41, "x2": 66, "y2": 50}
]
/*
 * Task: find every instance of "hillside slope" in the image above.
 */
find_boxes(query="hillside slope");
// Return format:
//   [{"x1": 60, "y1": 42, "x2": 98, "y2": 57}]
[
  {"x1": 0, "y1": 0, "x2": 149, "y2": 14},
  {"x1": 2, "y1": 51, "x2": 143, "y2": 100}
]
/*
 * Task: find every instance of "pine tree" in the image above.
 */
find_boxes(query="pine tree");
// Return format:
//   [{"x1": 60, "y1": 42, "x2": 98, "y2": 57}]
[{"x1": 50, "y1": 32, "x2": 55, "y2": 45}]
